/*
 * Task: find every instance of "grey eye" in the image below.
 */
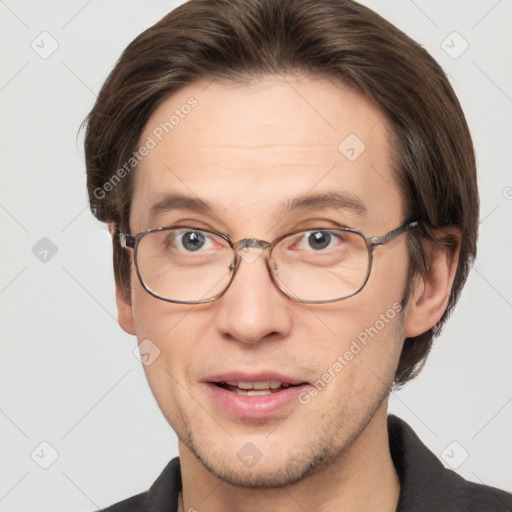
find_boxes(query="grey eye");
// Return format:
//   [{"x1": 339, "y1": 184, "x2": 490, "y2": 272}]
[
  {"x1": 180, "y1": 231, "x2": 206, "y2": 251},
  {"x1": 308, "y1": 231, "x2": 332, "y2": 250}
]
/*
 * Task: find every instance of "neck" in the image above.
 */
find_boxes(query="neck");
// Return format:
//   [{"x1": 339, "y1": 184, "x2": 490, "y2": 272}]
[{"x1": 178, "y1": 403, "x2": 400, "y2": 512}]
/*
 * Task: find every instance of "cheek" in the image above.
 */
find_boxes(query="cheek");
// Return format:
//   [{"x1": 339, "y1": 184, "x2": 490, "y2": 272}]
[
  {"x1": 131, "y1": 299, "x2": 197, "y2": 420},
  {"x1": 301, "y1": 289, "x2": 406, "y2": 356},
  {"x1": 130, "y1": 282, "x2": 208, "y2": 380},
  {"x1": 129, "y1": 266, "x2": 182, "y2": 341},
  {"x1": 299, "y1": 308, "x2": 404, "y2": 418},
  {"x1": 297, "y1": 262, "x2": 407, "y2": 396},
  {"x1": 370, "y1": 241, "x2": 410, "y2": 296}
]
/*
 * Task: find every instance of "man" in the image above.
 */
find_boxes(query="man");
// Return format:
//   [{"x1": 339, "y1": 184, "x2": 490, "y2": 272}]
[{"x1": 84, "y1": 0, "x2": 512, "y2": 510}]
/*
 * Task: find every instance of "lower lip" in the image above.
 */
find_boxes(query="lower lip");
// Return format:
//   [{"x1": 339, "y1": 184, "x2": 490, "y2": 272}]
[{"x1": 204, "y1": 383, "x2": 308, "y2": 419}]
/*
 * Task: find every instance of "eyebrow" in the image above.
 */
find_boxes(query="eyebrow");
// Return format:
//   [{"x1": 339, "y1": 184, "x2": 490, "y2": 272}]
[
  {"x1": 286, "y1": 190, "x2": 367, "y2": 217},
  {"x1": 148, "y1": 193, "x2": 212, "y2": 221},
  {"x1": 147, "y1": 190, "x2": 367, "y2": 224}
]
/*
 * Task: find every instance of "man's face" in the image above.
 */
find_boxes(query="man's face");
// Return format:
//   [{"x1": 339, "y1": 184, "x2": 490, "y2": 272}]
[{"x1": 126, "y1": 76, "x2": 410, "y2": 486}]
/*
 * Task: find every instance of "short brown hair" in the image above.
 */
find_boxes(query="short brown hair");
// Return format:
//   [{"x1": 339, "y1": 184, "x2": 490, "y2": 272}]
[{"x1": 84, "y1": 0, "x2": 478, "y2": 386}]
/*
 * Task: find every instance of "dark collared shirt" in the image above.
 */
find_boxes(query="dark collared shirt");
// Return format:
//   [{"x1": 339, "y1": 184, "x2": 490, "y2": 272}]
[{"x1": 100, "y1": 415, "x2": 512, "y2": 511}]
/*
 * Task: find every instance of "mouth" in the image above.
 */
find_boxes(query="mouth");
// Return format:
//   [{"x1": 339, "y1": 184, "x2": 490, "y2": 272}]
[
  {"x1": 203, "y1": 372, "x2": 310, "y2": 419},
  {"x1": 214, "y1": 380, "x2": 300, "y2": 396}
]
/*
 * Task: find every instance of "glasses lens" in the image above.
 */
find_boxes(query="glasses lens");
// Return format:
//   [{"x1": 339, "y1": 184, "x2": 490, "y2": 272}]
[
  {"x1": 271, "y1": 229, "x2": 370, "y2": 302},
  {"x1": 136, "y1": 228, "x2": 234, "y2": 302}
]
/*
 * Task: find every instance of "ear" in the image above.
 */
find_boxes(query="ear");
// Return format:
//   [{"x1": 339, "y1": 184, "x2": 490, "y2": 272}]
[
  {"x1": 404, "y1": 228, "x2": 461, "y2": 338},
  {"x1": 115, "y1": 283, "x2": 136, "y2": 335},
  {"x1": 108, "y1": 221, "x2": 136, "y2": 336}
]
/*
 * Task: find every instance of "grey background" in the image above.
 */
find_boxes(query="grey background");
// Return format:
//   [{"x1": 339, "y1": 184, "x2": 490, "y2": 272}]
[{"x1": 1, "y1": 1, "x2": 511, "y2": 510}]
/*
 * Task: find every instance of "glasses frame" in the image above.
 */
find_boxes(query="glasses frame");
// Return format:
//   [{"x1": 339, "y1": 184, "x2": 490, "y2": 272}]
[{"x1": 120, "y1": 221, "x2": 419, "y2": 305}]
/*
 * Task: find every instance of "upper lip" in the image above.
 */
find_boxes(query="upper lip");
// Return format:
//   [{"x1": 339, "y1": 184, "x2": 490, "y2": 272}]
[{"x1": 202, "y1": 371, "x2": 308, "y2": 386}]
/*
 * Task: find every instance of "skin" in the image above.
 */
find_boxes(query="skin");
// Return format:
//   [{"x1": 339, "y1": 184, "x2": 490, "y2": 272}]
[{"x1": 114, "y1": 76, "x2": 460, "y2": 512}]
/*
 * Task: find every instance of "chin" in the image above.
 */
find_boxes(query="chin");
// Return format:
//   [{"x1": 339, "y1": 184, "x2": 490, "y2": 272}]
[{"x1": 182, "y1": 432, "x2": 343, "y2": 489}]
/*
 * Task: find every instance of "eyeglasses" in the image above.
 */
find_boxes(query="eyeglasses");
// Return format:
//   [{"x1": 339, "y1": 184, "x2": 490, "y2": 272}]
[{"x1": 120, "y1": 221, "x2": 418, "y2": 305}]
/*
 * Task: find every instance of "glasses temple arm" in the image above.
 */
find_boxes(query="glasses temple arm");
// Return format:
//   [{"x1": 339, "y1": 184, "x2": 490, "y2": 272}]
[
  {"x1": 119, "y1": 233, "x2": 136, "y2": 249},
  {"x1": 367, "y1": 221, "x2": 419, "y2": 247}
]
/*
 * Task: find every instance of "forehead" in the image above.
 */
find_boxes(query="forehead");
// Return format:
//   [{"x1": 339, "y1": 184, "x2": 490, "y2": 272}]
[{"x1": 130, "y1": 76, "x2": 403, "y2": 232}]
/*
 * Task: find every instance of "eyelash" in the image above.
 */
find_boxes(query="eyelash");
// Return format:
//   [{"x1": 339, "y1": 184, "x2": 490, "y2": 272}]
[{"x1": 153, "y1": 217, "x2": 354, "y2": 238}]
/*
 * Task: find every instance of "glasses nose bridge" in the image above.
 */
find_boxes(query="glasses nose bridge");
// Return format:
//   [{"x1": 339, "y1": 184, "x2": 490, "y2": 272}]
[
  {"x1": 233, "y1": 237, "x2": 271, "y2": 251},
  {"x1": 231, "y1": 237, "x2": 274, "y2": 269}
]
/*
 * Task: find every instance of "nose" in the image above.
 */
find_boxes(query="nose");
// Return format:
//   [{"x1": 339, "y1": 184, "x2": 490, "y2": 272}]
[{"x1": 214, "y1": 247, "x2": 293, "y2": 345}]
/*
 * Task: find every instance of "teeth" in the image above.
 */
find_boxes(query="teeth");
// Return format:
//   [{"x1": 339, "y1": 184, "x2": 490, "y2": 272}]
[
  {"x1": 238, "y1": 382, "x2": 255, "y2": 389},
  {"x1": 253, "y1": 381, "x2": 270, "y2": 390},
  {"x1": 221, "y1": 380, "x2": 293, "y2": 390},
  {"x1": 235, "y1": 389, "x2": 272, "y2": 396}
]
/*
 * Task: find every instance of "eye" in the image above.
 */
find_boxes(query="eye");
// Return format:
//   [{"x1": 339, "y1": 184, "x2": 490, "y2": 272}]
[
  {"x1": 307, "y1": 231, "x2": 332, "y2": 250},
  {"x1": 174, "y1": 230, "x2": 211, "y2": 252},
  {"x1": 294, "y1": 230, "x2": 341, "y2": 251}
]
